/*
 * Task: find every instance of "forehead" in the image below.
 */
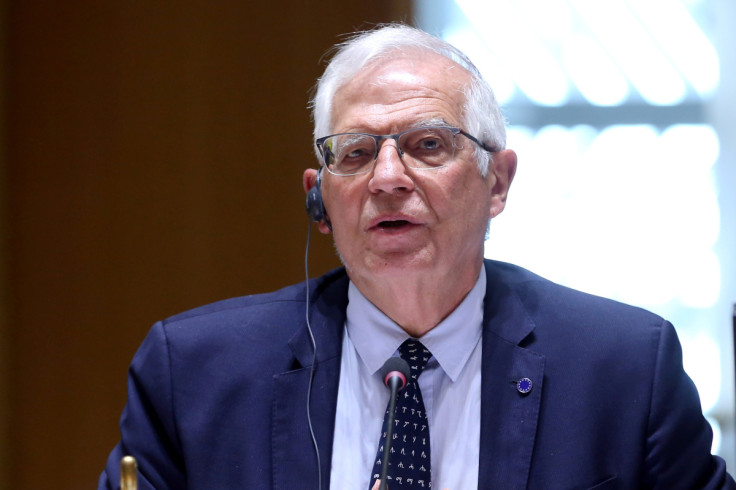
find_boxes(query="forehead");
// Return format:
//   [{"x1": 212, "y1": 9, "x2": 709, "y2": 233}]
[{"x1": 331, "y1": 50, "x2": 471, "y2": 134}]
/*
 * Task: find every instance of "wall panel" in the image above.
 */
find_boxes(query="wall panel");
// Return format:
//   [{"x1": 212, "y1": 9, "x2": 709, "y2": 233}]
[{"x1": 4, "y1": 2, "x2": 410, "y2": 487}]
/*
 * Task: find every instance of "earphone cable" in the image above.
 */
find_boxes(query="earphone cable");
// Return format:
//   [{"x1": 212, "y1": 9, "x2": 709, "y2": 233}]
[{"x1": 304, "y1": 220, "x2": 322, "y2": 490}]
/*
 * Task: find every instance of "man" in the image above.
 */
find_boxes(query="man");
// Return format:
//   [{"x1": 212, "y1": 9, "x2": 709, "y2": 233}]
[{"x1": 100, "y1": 24, "x2": 734, "y2": 489}]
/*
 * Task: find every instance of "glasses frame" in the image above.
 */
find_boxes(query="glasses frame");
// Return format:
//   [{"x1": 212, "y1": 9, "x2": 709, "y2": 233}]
[{"x1": 315, "y1": 125, "x2": 496, "y2": 176}]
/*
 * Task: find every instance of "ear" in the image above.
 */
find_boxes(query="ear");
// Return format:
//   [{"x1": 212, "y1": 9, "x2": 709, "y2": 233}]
[
  {"x1": 489, "y1": 149, "x2": 517, "y2": 219},
  {"x1": 302, "y1": 168, "x2": 332, "y2": 234},
  {"x1": 303, "y1": 168, "x2": 318, "y2": 193}
]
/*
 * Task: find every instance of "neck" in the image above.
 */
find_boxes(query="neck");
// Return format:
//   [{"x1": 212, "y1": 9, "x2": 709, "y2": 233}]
[{"x1": 349, "y1": 261, "x2": 484, "y2": 338}]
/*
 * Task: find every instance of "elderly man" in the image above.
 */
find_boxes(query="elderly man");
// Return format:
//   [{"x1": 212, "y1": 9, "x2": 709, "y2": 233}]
[{"x1": 100, "y1": 24, "x2": 734, "y2": 489}]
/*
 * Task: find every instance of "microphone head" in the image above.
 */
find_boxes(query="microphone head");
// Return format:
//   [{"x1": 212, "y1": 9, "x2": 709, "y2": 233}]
[{"x1": 380, "y1": 357, "x2": 411, "y2": 390}]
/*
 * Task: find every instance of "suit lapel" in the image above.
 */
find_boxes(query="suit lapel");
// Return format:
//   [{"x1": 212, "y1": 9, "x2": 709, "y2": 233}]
[
  {"x1": 478, "y1": 262, "x2": 545, "y2": 489},
  {"x1": 271, "y1": 273, "x2": 349, "y2": 490},
  {"x1": 270, "y1": 264, "x2": 546, "y2": 489},
  {"x1": 272, "y1": 355, "x2": 341, "y2": 490}
]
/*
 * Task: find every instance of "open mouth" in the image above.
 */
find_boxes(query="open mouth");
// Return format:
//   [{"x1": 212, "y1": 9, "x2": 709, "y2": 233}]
[{"x1": 378, "y1": 220, "x2": 410, "y2": 228}]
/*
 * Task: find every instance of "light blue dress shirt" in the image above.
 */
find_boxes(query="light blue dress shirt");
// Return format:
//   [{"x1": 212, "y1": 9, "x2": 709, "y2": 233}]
[{"x1": 329, "y1": 272, "x2": 485, "y2": 489}]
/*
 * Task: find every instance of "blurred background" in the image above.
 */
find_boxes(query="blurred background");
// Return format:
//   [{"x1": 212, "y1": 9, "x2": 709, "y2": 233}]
[
  {"x1": 417, "y1": 0, "x2": 736, "y2": 470},
  {"x1": 0, "y1": 1, "x2": 732, "y2": 488}
]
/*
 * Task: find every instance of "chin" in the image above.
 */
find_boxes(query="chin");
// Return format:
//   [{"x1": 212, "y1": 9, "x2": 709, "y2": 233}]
[{"x1": 357, "y1": 250, "x2": 436, "y2": 277}]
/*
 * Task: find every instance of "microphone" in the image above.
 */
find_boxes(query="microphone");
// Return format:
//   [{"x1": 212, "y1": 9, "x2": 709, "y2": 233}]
[{"x1": 378, "y1": 357, "x2": 411, "y2": 490}]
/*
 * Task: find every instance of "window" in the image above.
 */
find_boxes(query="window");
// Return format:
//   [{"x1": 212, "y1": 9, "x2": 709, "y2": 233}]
[{"x1": 417, "y1": 0, "x2": 734, "y2": 462}]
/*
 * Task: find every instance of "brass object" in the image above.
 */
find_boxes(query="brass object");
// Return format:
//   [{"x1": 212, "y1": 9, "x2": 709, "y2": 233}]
[{"x1": 120, "y1": 455, "x2": 138, "y2": 490}]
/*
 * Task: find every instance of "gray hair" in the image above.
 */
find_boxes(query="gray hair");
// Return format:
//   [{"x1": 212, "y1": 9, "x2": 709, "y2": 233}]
[{"x1": 310, "y1": 24, "x2": 507, "y2": 176}]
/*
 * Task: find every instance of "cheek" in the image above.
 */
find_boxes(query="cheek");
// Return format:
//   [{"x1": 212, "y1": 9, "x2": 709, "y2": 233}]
[
  {"x1": 323, "y1": 183, "x2": 363, "y2": 229},
  {"x1": 430, "y1": 171, "x2": 481, "y2": 213},
  {"x1": 451, "y1": 176, "x2": 493, "y2": 223},
  {"x1": 327, "y1": 188, "x2": 353, "y2": 215}
]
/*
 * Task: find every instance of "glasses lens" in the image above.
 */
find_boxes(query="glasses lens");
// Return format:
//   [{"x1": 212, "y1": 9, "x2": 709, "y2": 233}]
[
  {"x1": 399, "y1": 127, "x2": 456, "y2": 168},
  {"x1": 319, "y1": 127, "x2": 459, "y2": 175},
  {"x1": 322, "y1": 134, "x2": 376, "y2": 175}
]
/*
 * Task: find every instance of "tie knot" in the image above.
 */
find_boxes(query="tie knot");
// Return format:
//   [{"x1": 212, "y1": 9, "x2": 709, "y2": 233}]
[{"x1": 398, "y1": 339, "x2": 432, "y2": 380}]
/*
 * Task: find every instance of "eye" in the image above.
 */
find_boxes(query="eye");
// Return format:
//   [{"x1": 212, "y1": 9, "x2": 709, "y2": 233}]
[
  {"x1": 404, "y1": 128, "x2": 453, "y2": 154},
  {"x1": 400, "y1": 128, "x2": 456, "y2": 168},
  {"x1": 344, "y1": 147, "x2": 372, "y2": 160},
  {"x1": 417, "y1": 136, "x2": 442, "y2": 151},
  {"x1": 403, "y1": 128, "x2": 451, "y2": 152},
  {"x1": 332, "y1": 135, "x2": 376, "y2": 173}
]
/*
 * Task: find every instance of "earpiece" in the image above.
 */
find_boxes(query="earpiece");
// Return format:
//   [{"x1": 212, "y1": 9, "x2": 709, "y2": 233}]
[{"x1": 305, "y1": 168, "x2": 328, "y2": 225}]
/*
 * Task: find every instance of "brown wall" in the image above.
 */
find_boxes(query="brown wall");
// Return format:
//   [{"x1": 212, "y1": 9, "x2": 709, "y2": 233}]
[
  {"x1": 2, "y1": 2, "x2": 411, "y2": 488},
  {"x1": 1, "y1": 1, "x2": 9, "y2": 487}
]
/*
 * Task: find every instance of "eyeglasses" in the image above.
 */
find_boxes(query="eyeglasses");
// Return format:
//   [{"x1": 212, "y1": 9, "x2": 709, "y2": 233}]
[{"x1": 315, "y1": 126, "x2": 495, "y2": 176}]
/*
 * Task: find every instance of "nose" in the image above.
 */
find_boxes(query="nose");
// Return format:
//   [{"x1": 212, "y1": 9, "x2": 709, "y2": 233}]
[{"x1": 367, "y1": 139, "x2": 415, "y2": 194}]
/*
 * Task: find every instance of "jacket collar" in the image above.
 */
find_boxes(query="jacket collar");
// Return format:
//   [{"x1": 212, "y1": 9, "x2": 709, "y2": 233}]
[
  {"x1": 478, "y1": 259, "x2": 545, "y2": 488},
  {"x1": 272, "y1": 262, "x2": 545, "y2": 489},
  {"x1": 273, "y1": 269, "x2": 349, "y2": 490}
]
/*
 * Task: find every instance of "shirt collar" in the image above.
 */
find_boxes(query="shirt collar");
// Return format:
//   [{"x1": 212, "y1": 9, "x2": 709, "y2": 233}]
[{"x1": 346, "y1": 270, "x2": 485, "y2": 382}]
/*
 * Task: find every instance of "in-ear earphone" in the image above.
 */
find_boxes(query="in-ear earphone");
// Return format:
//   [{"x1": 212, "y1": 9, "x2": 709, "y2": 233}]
[{"x1": 305, "y1": 168, "x2": 327, "y2": 223}]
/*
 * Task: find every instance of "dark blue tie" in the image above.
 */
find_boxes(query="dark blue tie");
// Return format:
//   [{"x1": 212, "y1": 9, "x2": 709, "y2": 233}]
[{"x1": 370, "y1": 339, "x2": 432, "y2": 489}]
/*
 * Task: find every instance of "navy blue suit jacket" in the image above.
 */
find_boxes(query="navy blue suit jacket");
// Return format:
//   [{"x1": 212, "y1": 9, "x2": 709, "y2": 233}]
[{"x1": 100, "y1": 260, "x2": 734, "y2": 489}]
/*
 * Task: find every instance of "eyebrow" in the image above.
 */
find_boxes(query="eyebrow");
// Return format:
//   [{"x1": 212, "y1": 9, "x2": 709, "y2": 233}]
[
  {"x1": 407, "y1": 117, "x2": 454, "y2": 130},
  {"x1": 333, "y1": 118, "x2": 456, "y2": 136}
]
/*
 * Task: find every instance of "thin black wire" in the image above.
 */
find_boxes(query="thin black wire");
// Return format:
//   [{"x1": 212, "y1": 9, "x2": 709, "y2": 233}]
[{"x1": 304, "y1": 220, "x2": 322, "y2": 490}]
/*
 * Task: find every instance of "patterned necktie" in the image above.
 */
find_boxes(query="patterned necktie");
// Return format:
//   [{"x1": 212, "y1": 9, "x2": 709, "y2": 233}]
[{"x1": 370, "y1": 339, "x2": 432, "y2": 489}]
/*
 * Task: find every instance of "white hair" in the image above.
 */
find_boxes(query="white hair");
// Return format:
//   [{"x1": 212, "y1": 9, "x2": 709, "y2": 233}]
[{"x1": 310, "y1": 24, "x2": 507, "y2": 176}]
